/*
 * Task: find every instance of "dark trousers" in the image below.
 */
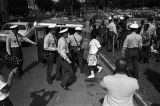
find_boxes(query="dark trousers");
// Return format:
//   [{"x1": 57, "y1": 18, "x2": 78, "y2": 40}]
[
  {"x1": 143, "y1": 46, "x2": 150, "y2": 63},
  {"x1": 107, "y1": 31, "x2": 115, "y2": 51},
  {"x1": 55, "y1": 54, "x2": 62, "y2": 80},
  {"x1": 61, "y1": 58, "x2": 74, "y2": 87},
  {"x1": 70, "y1": 47, "x2": 84, "y2": 73},
  {"x1": 125, "y1": 48, "x2": 139, "y2": 79},
  {"x1": 11, "y1": 47, "x2": 23, "y2": 75},
  {"x1": 0, "y1": 97, "x2": 13, "y2": 106},
  {"x1": 47, "y1": 51, "x2": 57, "y2": 80}
]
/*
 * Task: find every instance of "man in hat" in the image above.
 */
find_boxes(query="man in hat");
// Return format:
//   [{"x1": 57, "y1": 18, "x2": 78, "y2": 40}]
[
  {"x1": 107, "y1": 17, "x2": 117, "y2": 52},
  {"x1": 44, "y1": 25, "x2": 58, "y2": 84},
  {"x1": 6, "y1": 25, "x2": 36, "y2": 79},
  {"x1": 58, "y1": 28, "x2": 73, "y2": 90},
  {"x1": 122, "y1": 22, "x2": 142, "y2": 79},
  {"x1": 67, "y1": 27, "x2": 84, "y2": 73}
]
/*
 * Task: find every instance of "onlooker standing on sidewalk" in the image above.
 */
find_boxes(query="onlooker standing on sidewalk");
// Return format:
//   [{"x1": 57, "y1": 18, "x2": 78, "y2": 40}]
[
  {"x1": 58, "y1": 28, "x2": 74, "y2": 90},
  {"x1": 107, "y1": 17, "x2": 117, "y2": 52},
  {"x1": 100, "y1": 58, "x2": 139, "y2": 106},
  {"x1": 67, "y1": 27, "x2": 84, "y2": 73},
  {"x1": 0, "y1": 67, "x2": 18, "y2": 106},
  {"x1": 44, "y1": 25, "x2": 58, "y2": 84},
  {"x1": 6, "y1": 25, "x2": 36, "y2": 79},
  {"x1": 87, "y1": 33, "x2": 102, "y2": 78},
  {"x1": 122, "y1": 23, "x2": 142, "y2": 79},
  {"x1": 140, "y1": 24, "x2": 151, "y2": 63}
]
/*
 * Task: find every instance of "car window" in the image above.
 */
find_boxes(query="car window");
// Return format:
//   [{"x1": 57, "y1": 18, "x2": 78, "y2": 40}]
[{"x1": 2, "y1": 24, "x2": 26, "y2": 30}]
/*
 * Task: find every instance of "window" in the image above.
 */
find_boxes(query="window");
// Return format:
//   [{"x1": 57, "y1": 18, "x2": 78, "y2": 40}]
[{"x1": 2, "y1": 24, "x2": 26, "y2": 30}]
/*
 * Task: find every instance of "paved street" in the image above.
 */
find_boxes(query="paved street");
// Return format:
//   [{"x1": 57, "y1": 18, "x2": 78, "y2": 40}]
[{"x1": 1, "y1": 45, "x2": 111, "y2": 106}]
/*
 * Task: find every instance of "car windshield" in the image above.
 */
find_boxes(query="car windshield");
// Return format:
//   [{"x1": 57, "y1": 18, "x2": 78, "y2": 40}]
[{"x1": 2, "y1": 24, "x2": 26, "y2": 30}]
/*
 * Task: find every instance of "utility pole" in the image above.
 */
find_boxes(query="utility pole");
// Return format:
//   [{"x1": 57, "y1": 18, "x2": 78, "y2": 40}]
[{"x1": 71, "y1": 0, "x2": 74, "y2": 17}]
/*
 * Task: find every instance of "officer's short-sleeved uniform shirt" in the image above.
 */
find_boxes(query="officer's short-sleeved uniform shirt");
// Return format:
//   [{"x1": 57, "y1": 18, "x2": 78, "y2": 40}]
[
  {"x1": 67, "y1": 33, "x2": 82, "y2": 46},
  {"x1": 123, "y1": 32, "x2": 142, "y2": 49},
  {"x1": 6, "y1": 32, "x2": 22, "y2": 48}
]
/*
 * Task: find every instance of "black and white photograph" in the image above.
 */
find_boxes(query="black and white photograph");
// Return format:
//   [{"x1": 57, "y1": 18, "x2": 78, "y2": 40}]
[{"x1": 0, "y1": 0, "x2": 160, "y2": 106}]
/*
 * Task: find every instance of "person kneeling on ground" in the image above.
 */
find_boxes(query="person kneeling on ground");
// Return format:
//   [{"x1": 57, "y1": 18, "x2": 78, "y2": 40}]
[
  {"x1": 0, "y1": 67, "x2": 18, "y2": 106},
  {"x1": 100, "y1": 58, "x2": 139, "y2": 106}
]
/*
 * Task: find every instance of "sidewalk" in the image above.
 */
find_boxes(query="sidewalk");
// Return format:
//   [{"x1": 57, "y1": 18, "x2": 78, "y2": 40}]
[{"x1": 101, "y1": 47, "x2": 160, "y2": 105}]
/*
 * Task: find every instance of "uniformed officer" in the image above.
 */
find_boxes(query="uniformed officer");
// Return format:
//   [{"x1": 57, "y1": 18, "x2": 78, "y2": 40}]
[
  {"x1": 122, "y1": 23, "x2": 142, "y2": 79},
  {"x1": 44, "y1": 25, "x2": 58, "y2": 84},
  {"x1": 58, "y1": 28, "x2": 74, "y2": 90},
  {"x1": 67, "y1": 27, "x2": 84, "y2": 73},
  {"x1": 107, "y1": 17, "x2": 118, "y2": 52},
  {"x1": 6, "y1": 25, "x2": 36, "y2": 78}
]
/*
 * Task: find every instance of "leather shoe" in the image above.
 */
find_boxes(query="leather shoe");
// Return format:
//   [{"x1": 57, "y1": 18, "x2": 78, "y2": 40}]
[{"x1": 61, "y1": 84, "x2": 69, "y2": 90}]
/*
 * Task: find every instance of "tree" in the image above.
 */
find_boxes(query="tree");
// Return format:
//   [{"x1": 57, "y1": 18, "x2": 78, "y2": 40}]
[{"x1": 35, "y1": 0, "x2": 54, "y2": 12}]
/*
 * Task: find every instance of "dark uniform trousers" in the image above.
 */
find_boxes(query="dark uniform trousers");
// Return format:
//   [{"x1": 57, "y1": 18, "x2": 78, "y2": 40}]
[
  {"x1": 142, "y1": 46, "x2": 151, "y2": 63},
  {"x1": 70, "y1": 46, "x2": 84, "y2": 73},
  {"x1": 125, "y1": 48, "x2": 139, "y2": 79},
  {"x1": 107, "y1": 31, "x2": 115, "y2": 52},
  {"x1": 47, "y1": 51, "x2": 57, "y2": 81},
  {"x1": 61, "y1": 58, "x2": 74, "y2": 87},
  {"x1": 10, "y1": 47, "x2": 23, "y2": 75},
  {"x1": 55, "y1": 54, "x2": 62, "y2": 80},
  {"x1": 0, "y1": 97, "x2": 13, "y2": 106}
]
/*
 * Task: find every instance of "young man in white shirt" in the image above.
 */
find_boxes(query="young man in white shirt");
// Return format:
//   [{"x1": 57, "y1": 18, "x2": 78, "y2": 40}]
[
  {"x1": 87, "y1": 33, "x2": 103, "y2": 78},
  {"x1": 100, "y1": 58, "x2": 139, "y2": 106}
]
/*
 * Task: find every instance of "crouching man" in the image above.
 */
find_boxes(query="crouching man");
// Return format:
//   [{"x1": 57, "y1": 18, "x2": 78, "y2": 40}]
[{"x1": 100, "y1": 58, "x2": 139, "y2": 106}]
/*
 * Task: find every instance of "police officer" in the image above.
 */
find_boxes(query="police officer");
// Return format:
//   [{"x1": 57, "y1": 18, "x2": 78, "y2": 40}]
[
  {"x1": 140, "y1": 24, "x2": 151, "y2": 63},
  {"x1": 6, "y1": 25, "x2": 36, "y2": 78},
  {"x1": 58, "y1": 28, "x2": 74, "y2": 90},
  {"x1": 44, "y1": 25, "x2": 57, "y2": 84},
  {"x1": 107, "y1": 17, "x2": 118, "y2": 52},
  {"x1": 67, "y1": 27, "x2": 84, "y2": 73},
  {"x1": 122, "y1": 23, "x2": 142, "y2": 79}
]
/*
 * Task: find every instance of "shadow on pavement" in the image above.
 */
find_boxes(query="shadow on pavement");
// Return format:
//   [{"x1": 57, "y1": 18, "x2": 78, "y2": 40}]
[
  {"x1": 144, "y1": 69, "x2": 160, "y2": 93},
  {"x1": 29, "y1": 89, "x2": 58, "y2": 106},
  {"x1": 151, "y1": 103, "x2": 160, "y2": 106},
  {"x1": 23, "y1": 61, "x2": 39, "y2": 73}
]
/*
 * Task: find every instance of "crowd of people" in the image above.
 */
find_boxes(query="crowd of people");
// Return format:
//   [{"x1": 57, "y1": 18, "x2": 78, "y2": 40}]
[{"x1": 0, "y1": 15, "x2": 160, "y2": 105}]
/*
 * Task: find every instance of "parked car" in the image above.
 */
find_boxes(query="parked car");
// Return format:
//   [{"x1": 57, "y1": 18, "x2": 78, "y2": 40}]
[{"x1": 0, "y1": 22, "x2": 35, "y2": 42}]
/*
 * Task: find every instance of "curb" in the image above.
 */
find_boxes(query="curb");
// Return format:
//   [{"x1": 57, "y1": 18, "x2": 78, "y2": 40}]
[{"x1": 99, "y1": 53, "x2": 148, "y2": 106}]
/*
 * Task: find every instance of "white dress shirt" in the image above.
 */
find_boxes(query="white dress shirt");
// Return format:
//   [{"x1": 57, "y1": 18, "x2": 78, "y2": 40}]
[
  {"x1": 101, "y1": 74, "x2": 139, "y2": 106},
  {"x1": 67, "y1": 33, "x2": 82, "y2": 46},
  {"x1": 44, "y1": 32, "x2": 57, "y2": 51}
]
